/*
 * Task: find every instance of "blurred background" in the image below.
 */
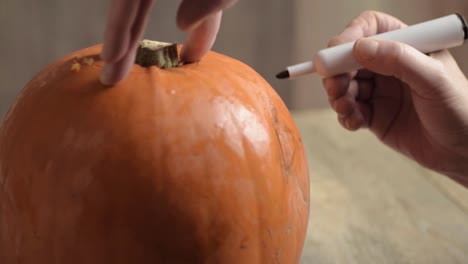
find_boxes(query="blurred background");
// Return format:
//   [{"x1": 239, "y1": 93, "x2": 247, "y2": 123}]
[{"x1": 1, "y1": 0, "x2": 468, "y2": 116}]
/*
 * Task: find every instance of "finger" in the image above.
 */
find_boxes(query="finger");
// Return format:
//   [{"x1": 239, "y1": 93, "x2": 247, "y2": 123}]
[
  {"x1": 100, "y1": 0, "x2": 155, "y2": 86},
  {"x1": 100, "y1": 49, "x2": 138, "y2": 86},
  {"x1": 328, "y1": 10, "x2": 407, "y2": 47},
  {"x1": 176, "y1": 0, "x2": 237, "y2": 31},
  {"x1": 180, "y1": 11, "x2": 222, "y2": 63},
  {"x1": 337, "y1": 110, "x2": 366, "y2": 131},
  {"x1": 337, "y1": 115, "x2": 347, "y2": 129},
  {"x1": 128, "y1": 0, "x2": 156, "y2": 49},
  {"x1": 322, "y1": 74, "x2": 351, "y2": 100},
  {"x1": 357, "y1": 102, "x2": 373, "y2": 128},
  {"x1": 101, "y1": 0, "x2": 140, "y2": 62},
  {"x1": 347, "y1": 111, "x2": 366, "y2": 131},
  {"x1": 353, "y1": 38, "x2": 451, "y2": 99},
  {"x1": 348, "y1": 80, "x2": 359, "y2": 99},
  {"x1": 355, "y1": 79, "x2": 374, "y2": 102},
  {"x1": 331, "y1": 92, "x2": 356, "y2": 118}
]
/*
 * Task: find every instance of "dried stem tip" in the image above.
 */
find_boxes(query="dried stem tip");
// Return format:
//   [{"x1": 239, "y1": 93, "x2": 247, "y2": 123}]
[{"x1": 135, "y1": 40, "x2": 179, "y2": 68}]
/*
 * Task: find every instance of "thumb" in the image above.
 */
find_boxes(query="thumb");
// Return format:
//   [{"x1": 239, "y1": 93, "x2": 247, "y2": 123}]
[{"x1": 353, "y1": 38, "x2": 449, "y2": 98}]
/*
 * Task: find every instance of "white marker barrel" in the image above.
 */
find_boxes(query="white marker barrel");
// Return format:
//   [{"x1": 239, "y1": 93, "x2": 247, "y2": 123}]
[{"x1": 290, "y1": 14, "x2": 467, "y2": 78}]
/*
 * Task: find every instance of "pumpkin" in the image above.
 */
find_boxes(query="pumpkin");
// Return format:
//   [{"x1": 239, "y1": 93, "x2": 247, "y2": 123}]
[{"x1": 0, "y1": 40, "x2": 310, "y2": 263}]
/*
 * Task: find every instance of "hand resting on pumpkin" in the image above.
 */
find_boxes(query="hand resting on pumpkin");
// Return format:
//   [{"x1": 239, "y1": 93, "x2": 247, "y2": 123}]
[
  {"x1": 322, "y1": 11, "x2": 468, "y2": 187},
  {"x1": 99, "y1": 0, "x2": 237, "y2": 86}
]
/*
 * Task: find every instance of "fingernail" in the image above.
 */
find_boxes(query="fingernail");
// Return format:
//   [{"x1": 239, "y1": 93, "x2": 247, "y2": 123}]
[
  {"x1": 180, "y1": 46, "x2": 197, "y2": 64},
  {"x1": 345, "y1": 119, "x2": 351, "y2": 129},
  {"x1": 356, "y1": 39, "x2": 379, "y2": 61},
  {"x1": 99, "y1": 64, "x2": 114, "y2": 86},
  {"x1": 100, "y1": 47, "x2": 109, "y2": 61},
  {"x1": 331, "y1": 100, "x2": 338, "y2": 112}
]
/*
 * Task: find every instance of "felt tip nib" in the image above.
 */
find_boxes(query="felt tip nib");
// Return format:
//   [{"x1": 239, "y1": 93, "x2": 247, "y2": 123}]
[{"x1": 276, "y1": 70, "x2": 290, "y2": 79}]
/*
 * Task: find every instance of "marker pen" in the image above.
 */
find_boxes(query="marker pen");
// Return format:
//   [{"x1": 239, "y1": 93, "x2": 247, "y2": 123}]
[{"x1": 276, "y1": 13, "x2": 467, "y2": 79}]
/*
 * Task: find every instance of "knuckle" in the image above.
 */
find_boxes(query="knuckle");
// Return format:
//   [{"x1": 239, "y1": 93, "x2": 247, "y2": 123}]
[
  {"x1": 388, "y1": 43, "x2": 450, "y2": 89},
  {"x1": 327, "y1": 37, "x2": 340, "y2": 47},
  {"x1": 360, "y1": 10, "x2": 379, "y2": 22},
  {"x1": 335, "y1": 99, "x2": 355, "y2": 118},
  {"x1": 352, "y1": 10, "x2": 378, "y2": 28}
]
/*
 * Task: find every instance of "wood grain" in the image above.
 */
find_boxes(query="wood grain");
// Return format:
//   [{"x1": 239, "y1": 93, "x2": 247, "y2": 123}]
[{"x1": 294, "y1": 109, "x2": 468, "y2": 264}]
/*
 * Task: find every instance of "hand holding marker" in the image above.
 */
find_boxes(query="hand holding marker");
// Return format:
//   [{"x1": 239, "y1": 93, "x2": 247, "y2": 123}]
[{"x1": 283, "y1": 11, "x2": 468, "y2": 186}]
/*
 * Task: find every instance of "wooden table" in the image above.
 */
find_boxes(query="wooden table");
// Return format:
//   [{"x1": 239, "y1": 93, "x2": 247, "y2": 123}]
[{"x1": 293, "y1": 109, "x2": 468, "y2": 264}]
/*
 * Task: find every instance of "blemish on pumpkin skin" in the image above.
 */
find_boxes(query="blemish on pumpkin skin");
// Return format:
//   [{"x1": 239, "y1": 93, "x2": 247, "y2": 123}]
[
  {"x1": 267, "y1": 100, "x2": 296, "y2": 179},
  {"x1": 83, "y1": 57, "x2": 94, "y2": 66},
  {"x1": 73, "y1": 55, "x2": 83, "y2": 62},
  {"x1": 240, "y1": 236, "x2": 249, "y2": 249},
  {"x1": 70, "y1": 62, "x2": 81, "y2": 72},
  {"x1": 62, "y1": 128, "x2": 106, "y2": 152},
  {"x1": 70, "y1": 55, "x2": 94, "y2": 72},
  {"x1": 295, "y1": 176, "x2": 307, "y2": 207},
  {"x1": 275, "y1": 249, "x2": 281, "y2": 264}
]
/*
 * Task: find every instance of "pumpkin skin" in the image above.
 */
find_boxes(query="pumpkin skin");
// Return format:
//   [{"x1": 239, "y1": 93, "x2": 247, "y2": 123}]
[{"x1": 0, "y1": 44, "x2": 310, "y2": 263}]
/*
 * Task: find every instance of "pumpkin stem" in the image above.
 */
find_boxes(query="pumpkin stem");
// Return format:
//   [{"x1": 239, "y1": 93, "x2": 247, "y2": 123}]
[{"x1": 135, "y1": 40, "x2": 179, "y2": 68}]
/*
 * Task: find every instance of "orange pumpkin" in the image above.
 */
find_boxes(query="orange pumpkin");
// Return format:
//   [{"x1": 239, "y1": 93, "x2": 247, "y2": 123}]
[{"x1": 0, "y1": 42, "x2": 310, "y2": 263}]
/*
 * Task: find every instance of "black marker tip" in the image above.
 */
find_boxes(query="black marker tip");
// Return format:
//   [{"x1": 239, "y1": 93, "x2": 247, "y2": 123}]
[{"x1": 276, "y1": 70, "x2": 290, "y2": 79}]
